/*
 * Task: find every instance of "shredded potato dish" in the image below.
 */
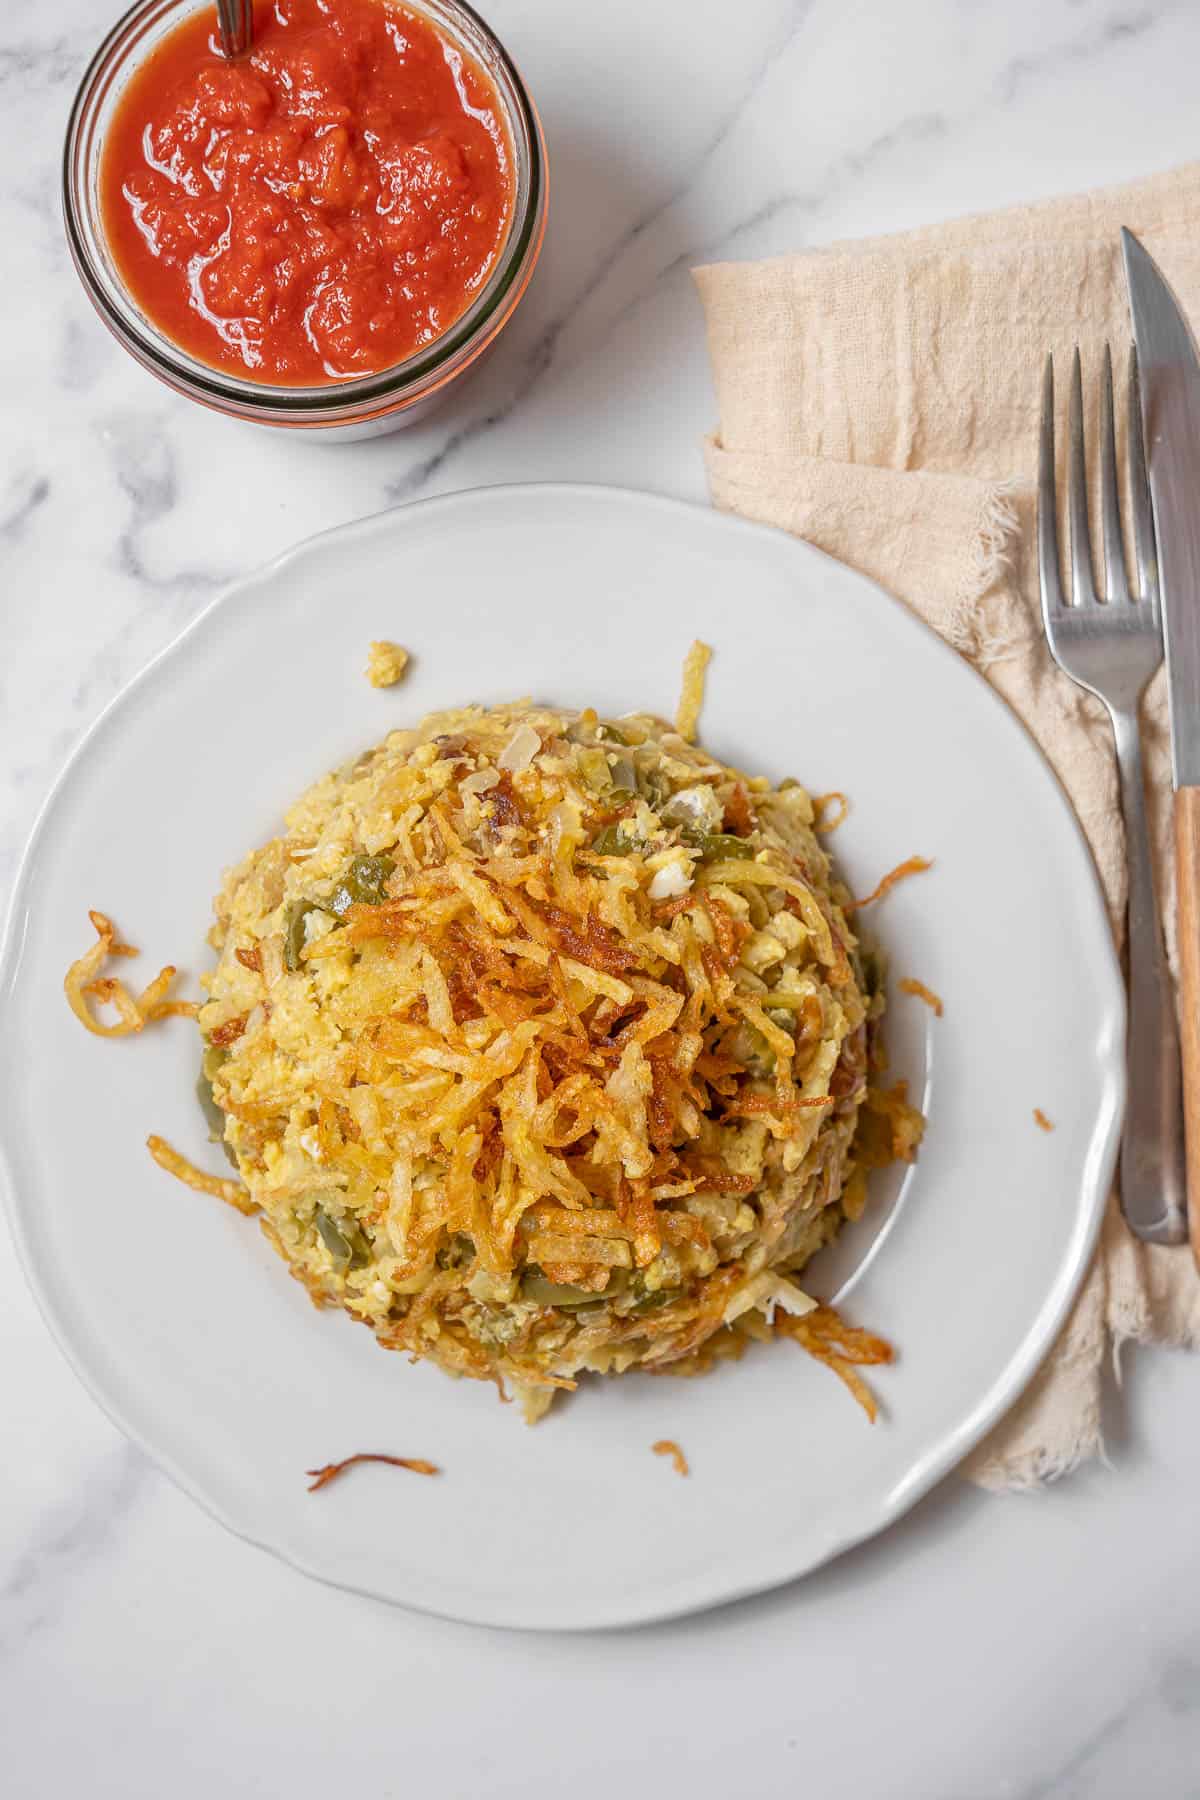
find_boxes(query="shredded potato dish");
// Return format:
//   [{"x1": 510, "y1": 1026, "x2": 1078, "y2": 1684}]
[{"x1": 191, "y1": 702, "x2": 922, "y2": 1420}]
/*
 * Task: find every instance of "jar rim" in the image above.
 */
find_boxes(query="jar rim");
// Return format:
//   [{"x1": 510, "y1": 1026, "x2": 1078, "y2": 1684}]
[{"x1": 62, "y1": 0, "x2": 546, "y2": 423}]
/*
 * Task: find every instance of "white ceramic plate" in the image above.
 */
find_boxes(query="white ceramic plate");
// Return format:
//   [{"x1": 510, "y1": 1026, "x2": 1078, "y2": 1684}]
[{"x1": 1, "y1": 485, "x2": 1122, "y2": 1631}]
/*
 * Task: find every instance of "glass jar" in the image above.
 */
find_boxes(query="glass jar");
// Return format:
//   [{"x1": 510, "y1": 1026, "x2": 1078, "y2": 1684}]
[{"x1": 63, "y1": 0, "x2": 547, "y2": 440}]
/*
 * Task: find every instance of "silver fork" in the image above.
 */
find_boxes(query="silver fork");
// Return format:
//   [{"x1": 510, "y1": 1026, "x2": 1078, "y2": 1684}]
[{"x1": 1038, "y1": 346, "x2": 1187, "y2": 1245}]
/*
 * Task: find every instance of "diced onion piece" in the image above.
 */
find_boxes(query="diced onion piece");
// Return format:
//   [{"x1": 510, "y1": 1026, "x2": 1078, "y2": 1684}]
[
  {"x1": 722, "y1": 1270, "x2": 775, "y2": 1324},
  {"x1": 548, "y1": 800, "x2": 582, "y2": 852},
  {"x1": 460, "y1": 767, "x2": 500, "y2": 797},
  {"x1": 663, "y1": 784, "x2": 722, "y2": 831},
  {"x1": 771, "y1": 1278, "x2": 818, "y2": 1318},
  {"x1": 648, "y1": 861, "x2": 693, "y2": 901},
  {"x1": 498, "y1": 724, "x2": 541, "y2": 772}
]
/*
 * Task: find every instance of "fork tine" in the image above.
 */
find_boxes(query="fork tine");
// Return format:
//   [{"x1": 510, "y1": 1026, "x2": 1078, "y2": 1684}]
[
  {"x1": 1126, "y1": 344, "x2": 1159, "y2": 603},
  {"x1": 1068, "y1": 347, "x2": 1099, "y2": 604},
  {"x1": 1037, "y1": 354, "x2": 1065, "y2": 622},
  {"x1": 1099, "y1": 344, "x2": 1131, "y2": 602}
]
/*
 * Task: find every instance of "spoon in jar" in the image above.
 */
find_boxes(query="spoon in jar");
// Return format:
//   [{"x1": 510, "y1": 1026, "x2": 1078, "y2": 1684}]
[{"x1": 216, "y1": 0, "x2": 253, "y2": 58}]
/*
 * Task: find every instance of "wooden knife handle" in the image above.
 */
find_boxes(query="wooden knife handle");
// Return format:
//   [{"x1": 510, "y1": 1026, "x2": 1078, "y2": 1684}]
[{"x1": 1177, "y1": 785, "x2": 1200, "y2": 1267}]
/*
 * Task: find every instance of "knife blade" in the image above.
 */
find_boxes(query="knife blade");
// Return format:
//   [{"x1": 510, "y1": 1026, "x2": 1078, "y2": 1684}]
[
  {"x1": 1122, "y1": 229, "x2": 1200, "y2": 787},
  {"x1": 1122, "y1": 227, "x2": 1200, "y2": 1263}
]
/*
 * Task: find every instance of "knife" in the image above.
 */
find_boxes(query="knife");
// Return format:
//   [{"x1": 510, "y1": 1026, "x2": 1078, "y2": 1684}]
[{"x1": 1123, "y1": 228, "x2": 1200, "y2": 1266}]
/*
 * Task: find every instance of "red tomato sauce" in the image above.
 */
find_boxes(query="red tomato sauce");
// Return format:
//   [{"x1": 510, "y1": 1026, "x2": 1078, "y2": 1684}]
[{"x1": 101, "y1": 0, "x2": 515, "y2": 384}]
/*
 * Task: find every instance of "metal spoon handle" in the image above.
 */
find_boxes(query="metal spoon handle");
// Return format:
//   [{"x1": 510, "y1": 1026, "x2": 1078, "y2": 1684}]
[{"x1": 216, "y1": 0, "x2": 254, "y2": 59}]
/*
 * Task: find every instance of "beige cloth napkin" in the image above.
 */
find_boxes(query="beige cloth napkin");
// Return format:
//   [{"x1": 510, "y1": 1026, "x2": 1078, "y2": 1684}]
[{"x1": 694, "y1": 163, "x2": 1200, "y2": 1490}]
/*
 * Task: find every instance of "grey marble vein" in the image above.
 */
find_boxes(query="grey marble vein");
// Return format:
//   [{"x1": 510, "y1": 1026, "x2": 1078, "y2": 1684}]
[
  {"x1": 994, "y1": 7, "x2": 1163, "y2": 105},
  {"x1": 58, "y1": 315, "x2": 115, "y2": 392},
  {"x1": 0, "y1": 472, "x2": 50, "y2": 542},
  {"x1": 1158, "y1": 1649, "x2": 1200, "y2": 1719},
  {"x1": 0, "y1": 1446, "x2": 148, "y2": 1661},
  {"x1": 0, "y1": 38, "x2": 86, "y2": 92},
  {"x1": 102, "y1": 413, "x2": 237, "y2": 592},
  {"x1": 523, "y1": 0, "x2": 1180, "y2": 385},
  {"x1": 385, "y1": 0, "x2": 820, "y2": 501}
]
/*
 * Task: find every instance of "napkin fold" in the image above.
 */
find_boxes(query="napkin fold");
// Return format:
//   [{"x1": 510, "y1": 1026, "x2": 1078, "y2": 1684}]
[{"x1": 694, "y1": 164, "x2": 1200, "y2": 1489}]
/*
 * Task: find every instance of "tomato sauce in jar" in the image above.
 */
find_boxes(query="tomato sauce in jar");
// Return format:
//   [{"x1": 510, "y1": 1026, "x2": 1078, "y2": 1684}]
[{"x1": 100, "y1": 0, "x2": 515, "y2": 384}]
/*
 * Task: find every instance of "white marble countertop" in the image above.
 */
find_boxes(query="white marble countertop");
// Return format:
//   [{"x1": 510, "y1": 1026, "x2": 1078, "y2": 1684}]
[{"x1": 5, "y1": 1, "x2": 1200, "y2": 1793}]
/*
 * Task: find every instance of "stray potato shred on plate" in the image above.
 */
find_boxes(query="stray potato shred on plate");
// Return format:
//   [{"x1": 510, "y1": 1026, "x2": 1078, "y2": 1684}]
[
  {"x1": 64, "y1": 910, "x2": 195, "y2": 1037},
  {"x1": 652, "y1": 1438, "x2": 690, "y2": 1477},
  {"x1": 146, "y1": 1133, "x2": 257, "y2": 1215},
  {"x1": 675, "y1": 639, "x2": 711, "y2": 742},
  {"x1": 305, "y1": 1452, "x2": 440, "y2": 1491},
  {"x1": 898, "y1": 977, "x2": 943, "y2": 1017}
]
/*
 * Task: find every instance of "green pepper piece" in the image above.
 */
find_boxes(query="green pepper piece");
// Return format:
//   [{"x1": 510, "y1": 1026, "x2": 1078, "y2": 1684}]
[
  {"x1": 626, "y1": 1287, "x2": 676, "y2": 1314},
  {"x1": 521, "y1": 1268, "x2": 606, "y2": 1308},
  {"x1": 625, "y1": 1269, "x2": 680, "y2": 1313},
  {"x1": 609, "y1": 756, "x2": 638, "y2": 794},
  {"x1": 639, "y1": 769, "x2": 670, "y2": 811},
  {"x1": 591, "y1": 825, "x2": 639, "y2": 857},
  {"x1": 314, "y1": 1207, "x2": 351, "y2": 1266},
  {"x1": 576, "y1": 747, "x2": 612, "y2": 793},
  {"x1": 731, "y1": 1022, "x2": 776, "y2": 1077},
  {"x1": 859, "y1": 946, "x2": 885, "y2": 1000},
  {"x1": 314, "y1": 1205, "x2": 371, "y2": 1271},
  {"x1": 195, "y1": 1068, "x2": 224, "y2": 1136},
  {"x1": 284, "y1": 899, "x2": 324, "y2": 971},
  {"x1": 196, "y1": 1047, "x2": 239, "y2": 1169},
  {"x1": 595, "y1": 723, "x2": 632, "y2": 745},
  {"x1": 329, "y1": 853, "x2": 396, "y2": 917},
  {"x1": 692, "y1": 832, "x2": 756, "y2": 863},
  {"x1": 436, "y1": 1231, "x2": 476, "y2": 1271}
]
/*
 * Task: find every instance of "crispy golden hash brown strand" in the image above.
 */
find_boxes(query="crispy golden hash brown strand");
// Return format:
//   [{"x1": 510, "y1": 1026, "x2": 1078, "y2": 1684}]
[
  {"x1": 811, "y1": 791, "x2": 849, "y2": 835},
  {"x1": 850, "y1": 855, "x2": 933, "y2": 912},
  {"x1": 306, "y1": 1452, "x2": 439, "y2": 1491},
  {"x1": 898, "y1": 977, "x2": 944, "y2": 1017},
  {"x1": 675, "y1": 639, "x2": 712, "y2": 741},
  {"x1": 146, "y1": 1134, "x2": 257, "y2": 1215},
  {"x1": 64, "y1": 911, "x2": 196, "y2": 1037},
  {"x1": 652, "y1": 1439, "x2": 690, "y2": 1477},
  {"x1": 185, "y1": 702, "x2": 923, "y2": 1421},
  {"x1": 774, "y1": 1306, "x2": 895, "y2": 1423}
]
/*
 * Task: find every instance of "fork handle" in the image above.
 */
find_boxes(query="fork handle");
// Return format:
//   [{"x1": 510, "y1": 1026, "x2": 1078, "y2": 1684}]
[
  {"x1": 1175, "y1": 785, "x2": 1200, "y2": 1265},
  {"x1": 1111, "y1": 709, "x2": 1188, "y2": 1245}
]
